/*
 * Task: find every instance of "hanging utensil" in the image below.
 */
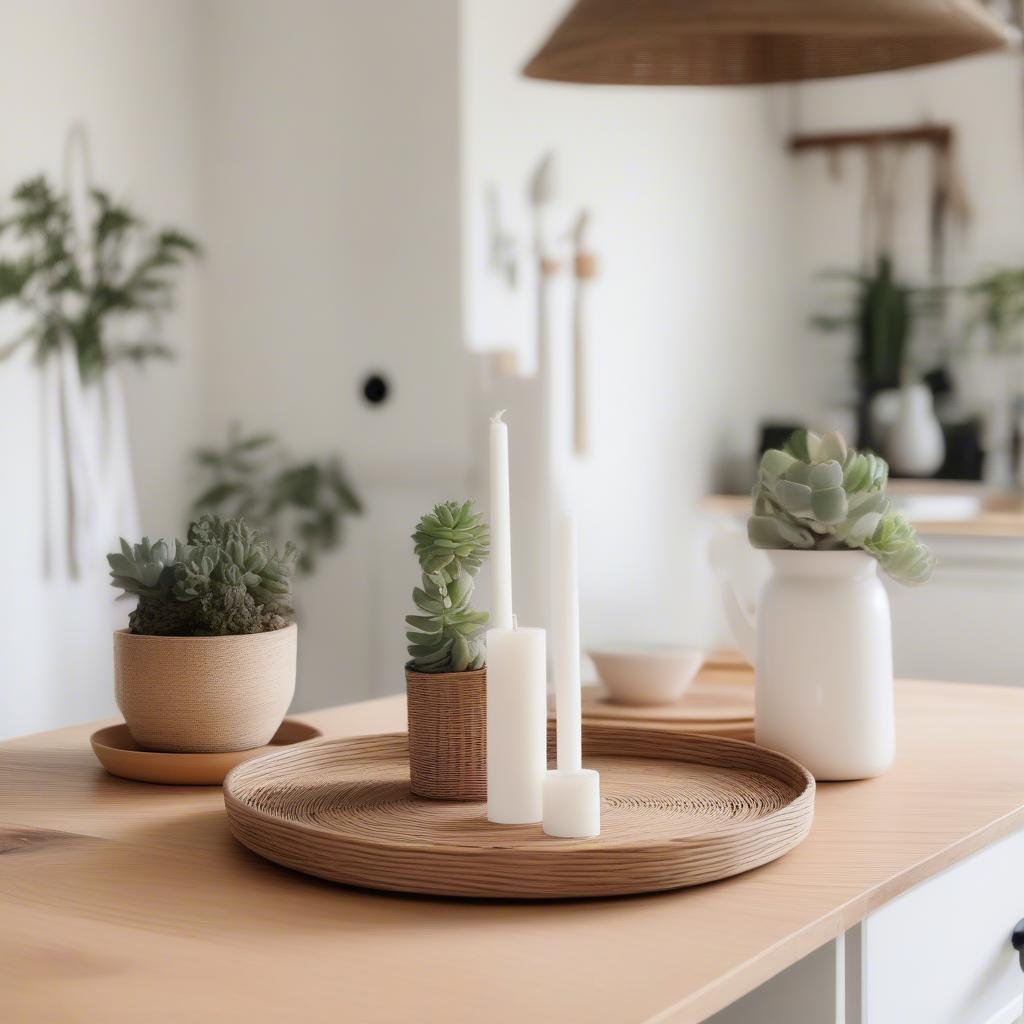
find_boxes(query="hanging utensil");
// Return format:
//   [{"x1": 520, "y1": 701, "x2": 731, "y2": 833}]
[{"x1": 569, "y1": 210, "x2": 597, "y2": 457}]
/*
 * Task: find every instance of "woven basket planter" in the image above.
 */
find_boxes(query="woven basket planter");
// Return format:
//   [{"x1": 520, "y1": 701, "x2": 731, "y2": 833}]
[
  {"x1": 405, "y1": 665, "x2": 486, "y2": 800},
  {"x1": 114, "y1": 624, "x2": 297, "y2": 753}
]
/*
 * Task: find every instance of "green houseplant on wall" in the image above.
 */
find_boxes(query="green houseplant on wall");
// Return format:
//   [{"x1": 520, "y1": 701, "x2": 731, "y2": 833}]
[
  {"x1": 193, "y1": 423, "x2": 362, "y2": 574},
  {"x1": 965, "y1": 267, "x2": 1024, "y2": 352},
  {"x1": 404, "y1": 500, "x2": 489, "y2": 800},
  {"x1": 813, "y1": 255, "x2": 942, "y2": 452},
  {"x1": 108, "y1": 514, "x2": 297, "y2": 754},
  {"x1": 960, "y1": 266, "x2": 1024, "y2": 483},
  {"x1": 728, "y1": 430, "x2": 933, "y2": 782},
  {"x1": 0, "y1": 172, "x2": 200, "y2": 576}
]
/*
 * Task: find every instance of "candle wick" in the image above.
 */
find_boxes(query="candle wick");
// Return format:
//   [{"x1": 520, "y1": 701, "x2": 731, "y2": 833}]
[{"x1": 491, "y1": 409, "x2": 506, "y2": 425}]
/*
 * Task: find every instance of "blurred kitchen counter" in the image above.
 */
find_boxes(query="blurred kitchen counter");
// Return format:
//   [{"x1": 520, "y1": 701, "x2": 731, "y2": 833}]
[
  {"x1": 706, "y1": 479, "x2": 1024, "y2": 539},
  {"x1": 705, "y1": 482, "x2": 1024, "y2": 687}
]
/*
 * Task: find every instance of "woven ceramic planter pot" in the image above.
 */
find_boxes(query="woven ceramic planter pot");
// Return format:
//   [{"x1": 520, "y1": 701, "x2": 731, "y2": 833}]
[
  {"x1": 114, "y1": 624, "x2": 297, "y2": 753},
  {"x1": 405, "y1": 665, "x2": 486, "y2": 800}
]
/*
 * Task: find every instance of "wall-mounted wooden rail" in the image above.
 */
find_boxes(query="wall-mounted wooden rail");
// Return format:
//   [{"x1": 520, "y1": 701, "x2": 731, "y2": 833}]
[{"x1": 789, "y1": 125, "x2": 952, "y2": 152}]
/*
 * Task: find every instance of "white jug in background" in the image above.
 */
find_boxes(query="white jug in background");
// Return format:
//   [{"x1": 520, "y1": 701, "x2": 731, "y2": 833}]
[{"x1": 886, "y1": 383, "x2": 945, "y2": 477}]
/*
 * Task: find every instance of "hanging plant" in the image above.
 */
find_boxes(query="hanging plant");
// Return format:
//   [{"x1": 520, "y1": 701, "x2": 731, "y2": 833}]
[
  {"x1": 812, "y1": 255, "x2": 944, "y2": 449},
  {"x1": 0, "y1": 168, "x2": 201, "y2": 578},
  {"x1": 0, "y1": 174, "x2": 200, "y2": 380},
  {"x1": 964, "y1": 267, "x2": 1024, "y2": 352},
  {"x1": 192, "y1": 424, "x2": 362, "y2": 574}
]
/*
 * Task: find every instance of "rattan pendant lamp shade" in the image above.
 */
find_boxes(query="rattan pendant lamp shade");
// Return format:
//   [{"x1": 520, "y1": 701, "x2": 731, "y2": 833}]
[{"x1": 523, "y1": 0, "x2": 1008, "y2": 86}]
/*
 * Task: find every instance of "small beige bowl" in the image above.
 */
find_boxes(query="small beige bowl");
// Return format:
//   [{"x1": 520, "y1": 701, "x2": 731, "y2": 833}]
[
  {"x1": 114, "y1": 624, "x2": 297, "y2": 753},
  {"x1": 588, "y1": 645, "x2": 705, "y2": 707}
]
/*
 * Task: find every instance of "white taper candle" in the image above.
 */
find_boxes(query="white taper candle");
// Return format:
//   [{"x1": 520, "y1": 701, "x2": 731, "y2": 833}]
[
  {"x1": 554, "y1": 508, "x2": 582, "y2": 773},
  {"x1": 489, "y1": 411, "x2": 514, "y2": 631},
  {"x1": 543, "y1": 504, "x2": 600, "y2": 839}
]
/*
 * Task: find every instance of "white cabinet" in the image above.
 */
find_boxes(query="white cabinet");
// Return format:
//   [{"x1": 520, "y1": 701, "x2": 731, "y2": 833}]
[
  {"x1": 707, "y1": 828, "x2": 1024, "y2": 1023},
  {"x1": 855, "y1": 828, "x2": 1024, "y2": 1024},
  {"x1": 884, "y1": 536, "x2": 1024, "y2": 687}
]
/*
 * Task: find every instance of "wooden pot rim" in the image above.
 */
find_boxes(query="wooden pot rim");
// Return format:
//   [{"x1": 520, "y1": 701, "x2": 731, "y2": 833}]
[{"x1": 115, "y1": 623, "x2": 297, "y2": 644}]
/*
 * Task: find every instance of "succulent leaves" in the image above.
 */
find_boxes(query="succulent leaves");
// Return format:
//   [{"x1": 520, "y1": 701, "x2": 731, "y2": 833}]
[
  {"x1": 407, "y1": 500, "x2": 490, "y2": 673},
  {"x1": 749, "y1": 430, "x2": 935, "y2": 586},
  {"x1": 107, "y1": 536, "x2": 181, "y2": 597},
  {"x1": 107, "y1": 514, "x2": 296, "y2": 635}
]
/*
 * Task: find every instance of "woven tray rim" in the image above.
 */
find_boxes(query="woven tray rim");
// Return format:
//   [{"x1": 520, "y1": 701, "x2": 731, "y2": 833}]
[{"x1": 224, "y1": 727, "x2": 815, "y2": 857}]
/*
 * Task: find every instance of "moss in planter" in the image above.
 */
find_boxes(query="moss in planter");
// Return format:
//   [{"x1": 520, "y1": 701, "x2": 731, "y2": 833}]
[{"x1": 108, "y1": 514, "x2": 296, "y2": 636}]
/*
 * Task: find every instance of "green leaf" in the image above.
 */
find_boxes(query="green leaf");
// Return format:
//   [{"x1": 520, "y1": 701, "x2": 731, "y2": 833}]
[
  {"x1": 775, "y1": 480, "x2": 812, "y2": 515},
  {"x1": 405, "y1": 615, "x2": 440, "y2": 633},
  {"x1": 809, "y1": 460, "x2": 843, "y2": 491},
  {"x1": 810, "y1": 486, "x2": 848, "y2": 525}
]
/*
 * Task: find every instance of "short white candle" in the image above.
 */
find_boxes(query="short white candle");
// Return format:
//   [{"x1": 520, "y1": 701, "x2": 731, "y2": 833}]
[
  {"x1": 486, "y1": 625, "x2": 547, "y2": 824},
  {"x1": 489, "y1": 412, "x2": 514, "y2": 631}
]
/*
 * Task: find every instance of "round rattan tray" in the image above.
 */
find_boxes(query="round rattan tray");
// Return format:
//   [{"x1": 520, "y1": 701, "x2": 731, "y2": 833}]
[{"x1": 224, "y1": 725, "x2": 814, "y2": 899}]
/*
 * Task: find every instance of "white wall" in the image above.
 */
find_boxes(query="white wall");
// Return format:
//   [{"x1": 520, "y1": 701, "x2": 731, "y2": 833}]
[
  {"x1": 199, "y1": 0, "x2": 467, "y2": 710},
  {"x1": 461, "y1": 0, "x2": 807, "y2": 652},
  {"x1": 0, "y1": 0, "x2": 204, "y2": 738}
]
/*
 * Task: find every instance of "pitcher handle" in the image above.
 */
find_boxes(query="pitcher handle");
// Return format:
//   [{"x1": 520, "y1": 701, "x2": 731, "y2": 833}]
[
  {"x1": 719, "y1": 580, "x2": 758, "y2": 667},
  {"x1": 709, "y1": 524, "x2": 759, "y2": 667}
]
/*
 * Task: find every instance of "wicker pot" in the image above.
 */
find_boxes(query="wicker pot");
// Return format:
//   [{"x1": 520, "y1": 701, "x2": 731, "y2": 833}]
[
  {"x1": 405, "y1": 665, "x2": 486, "y2": 800},
  {"x1": 114, "y1": 624, "x2": 297, "y2": 753}
]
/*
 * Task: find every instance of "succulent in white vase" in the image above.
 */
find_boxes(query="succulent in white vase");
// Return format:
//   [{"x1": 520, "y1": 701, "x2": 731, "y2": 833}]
[{"x1": 748, "y1": 429, "x2": 934, "y2": 585}]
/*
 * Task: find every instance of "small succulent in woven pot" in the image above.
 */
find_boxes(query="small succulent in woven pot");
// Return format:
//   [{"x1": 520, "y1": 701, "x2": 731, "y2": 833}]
[
  {"x1": 405, "y1": 500, "x2": 490, "y2": 800},
  {"x1": 749, "y1": 429, "x2": 934, "y2": 585},
  {"x1": 107, "y1": 515, "x2": 298, "y2": 753}
]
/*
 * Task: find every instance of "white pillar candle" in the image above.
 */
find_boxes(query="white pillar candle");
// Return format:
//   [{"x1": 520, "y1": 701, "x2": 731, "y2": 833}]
[
  {"x1": 486, "y1": 625, "x2": 547, "y2": 824},
  {"x1": 489, "y1": 411, "x2": 514, "y2": 631},
  {"x1": 543, "y1": 506, "x2": 600, "y2": 838}
]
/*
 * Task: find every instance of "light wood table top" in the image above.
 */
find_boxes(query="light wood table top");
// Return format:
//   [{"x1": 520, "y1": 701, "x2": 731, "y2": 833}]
[{"x1": 3, "y1": 680, "x2": 1024, "y2": 1023}]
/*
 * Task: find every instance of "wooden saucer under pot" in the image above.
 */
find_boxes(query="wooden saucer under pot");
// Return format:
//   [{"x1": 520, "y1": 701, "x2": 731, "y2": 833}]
[{"x1": 91, "y1": 719, "x2": 321, "y2": 786}]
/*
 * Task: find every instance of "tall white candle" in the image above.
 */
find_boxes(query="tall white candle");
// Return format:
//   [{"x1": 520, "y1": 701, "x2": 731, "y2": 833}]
[
  {"x1": 543, "y1": 505, "x2": 600, "y2": 839},
  {"x1": 485, "y1": 409, "x2": 546, "y2": 824},
  {"x1": 489, "y1": 411, "x2": 514, "y2": 631},
  {"x1": 486, "y1": 625, "x2": 547, "y2": 824},
  {"x1": 553, "y1": 508, "x2": 582, "y2": 773}
]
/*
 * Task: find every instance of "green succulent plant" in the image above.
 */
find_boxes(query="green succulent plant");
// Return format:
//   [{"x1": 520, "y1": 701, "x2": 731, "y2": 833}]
[
  {"x1": 406, "y1": 500, "x2": 489, "y2": 673},
  {"x1": 108, "y1": 514, "x2": 297, "y2": 636},
  {"x1": 748, "y1": 429, "x2": 935, "y2": 586}
]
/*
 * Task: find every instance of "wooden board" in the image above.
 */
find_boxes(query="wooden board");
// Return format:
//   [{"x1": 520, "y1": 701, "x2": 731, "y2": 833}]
[
  {"x1": 224, "y1": 725, "x2": 814, "y2": 899},
  {"x1": 6, "y1": 683, "x2": 1024, "y2": 1024},
  {"x1": 569, "y1": 679, "x2": 753, "y2": 723},
  {"x1": 595, "y1": 720, "x2": 755, "y2": 741}
]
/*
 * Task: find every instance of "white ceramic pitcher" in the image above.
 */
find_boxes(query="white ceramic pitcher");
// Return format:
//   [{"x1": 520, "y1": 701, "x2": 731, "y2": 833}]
[{"x1": 717, "y1": 540, "x2": 894, "y2": 781}]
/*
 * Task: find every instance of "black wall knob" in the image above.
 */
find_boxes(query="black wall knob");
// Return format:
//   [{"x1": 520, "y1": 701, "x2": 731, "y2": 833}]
[
  {"x1": 1012, "y1": 919, "x2": 1024, "y2": 972},
  {"x1": 361, "y1": 373, "x2": 390, "y2": 406}
]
